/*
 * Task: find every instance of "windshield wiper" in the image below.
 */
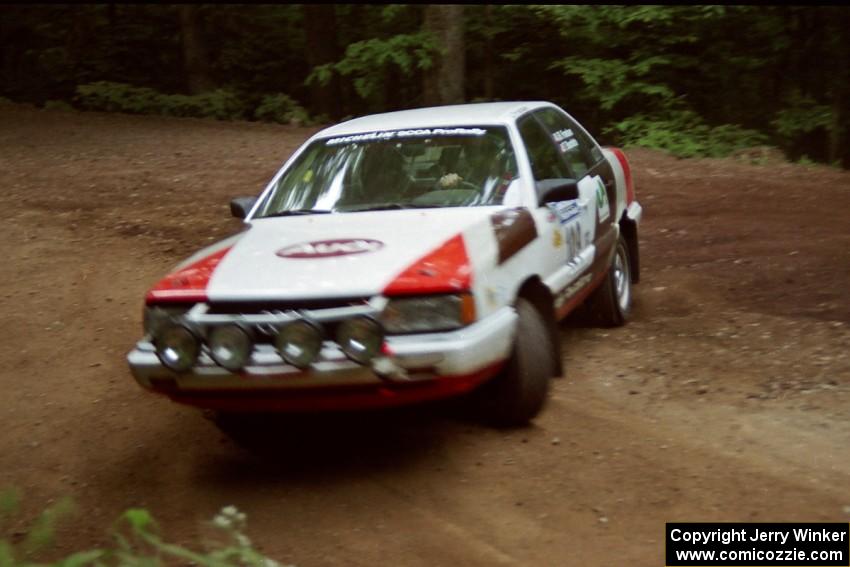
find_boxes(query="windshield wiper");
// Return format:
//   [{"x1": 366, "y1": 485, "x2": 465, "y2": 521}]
[{"x1": 261, "y1": 209, "x2": 334, "y2": 218}]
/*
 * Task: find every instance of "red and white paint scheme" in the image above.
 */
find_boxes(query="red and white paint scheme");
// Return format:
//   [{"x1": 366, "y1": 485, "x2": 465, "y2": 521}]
[{"x1": 128, "y1": 101, "x2": 642, "y2": 425}]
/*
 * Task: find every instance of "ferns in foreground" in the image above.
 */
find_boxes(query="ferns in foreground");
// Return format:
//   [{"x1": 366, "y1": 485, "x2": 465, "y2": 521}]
[{"x1": 0, "y1": 490, "x2": 291, "y2": 567}]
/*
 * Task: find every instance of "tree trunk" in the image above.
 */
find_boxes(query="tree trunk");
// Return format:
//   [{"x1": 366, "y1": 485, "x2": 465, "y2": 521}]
[
  {"x1": 303, "y1": 5, "x2": 342, "y2": 120},
  {"x1": 483, "y1": 5, "x2": 494, "y2": 100},
  {"x1": 423, "y1": 5, "x2": 465, "y2": 106},
  {"x1": 67, "y1": 7, "x2": 91, "y2": 87},
  {"x1": 180, "y1": 5, "x2": 213, "y2": 94},
  {"x1": 828, "y1": 91, "x2": 841, "y2": 165},
  {"x1": 826, "y1": 7, "x2": 848, "y2": 165}
]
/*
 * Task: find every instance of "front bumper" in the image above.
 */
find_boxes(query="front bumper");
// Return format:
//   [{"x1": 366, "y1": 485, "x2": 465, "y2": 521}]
[{"x1": 127, "y1": 306, "x2": 517, "y2": 411}]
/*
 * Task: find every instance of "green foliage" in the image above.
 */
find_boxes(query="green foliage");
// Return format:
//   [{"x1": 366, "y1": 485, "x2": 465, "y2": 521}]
[
  {"x1": 109, "y1": 506, "x2": 285, "y2": 567},
  {"x1": 75, "y1": 82, "x2": 247, "y2": 120},
  {"x1": 1, "y1": 5, "x2": 848, "y2": 165},
  {"x1": 549, "y1": 56, "x2": 675, "y2": 111},
  {"x1": 0, "y1": 489, "x2": 76, "y2": 564},
  {"x1": 609, "y1": 111, "x2": 769, "y2": 158},
  {"x1": 772, "y1": 92, "x2": 833, "y2": 140},
  {"x1": 43, "y1": 100, "x2": 73, "y2": 112},
  {"x1": 533, "y1": 5, "x2": 722, "y2": 116},
  {"x1": 74, "y1": 82, "x2": 318, "y2": 125},
  {"x1": 254, "y1": 94, "x2": 311, "y2": 125},
  {"x1": 307, "y1": 32, "x2": 437, "y2": 101},
  {"x1": 0, "y1": 489, "x2": 289, "y2": 567},
  {"x1": 0, "y1": 490, "x2": 18, "y2": 516}
]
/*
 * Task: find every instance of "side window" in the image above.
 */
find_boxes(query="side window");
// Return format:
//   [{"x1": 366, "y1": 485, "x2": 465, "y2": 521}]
[
  {"x1": 535, "y1": 108, "x2": 603, "y2": 179},
  {"x1": 517, "y1": 115, "x2": 570, "y2": 181}
]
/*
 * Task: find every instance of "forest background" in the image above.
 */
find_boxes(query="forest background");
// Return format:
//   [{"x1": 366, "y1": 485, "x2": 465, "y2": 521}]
[{"x1": 2, "y1": 4, "x2": 848, "y2": 167}]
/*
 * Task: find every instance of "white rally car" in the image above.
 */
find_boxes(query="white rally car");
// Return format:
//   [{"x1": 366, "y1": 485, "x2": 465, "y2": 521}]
[{"x1": 127, "y1": 101, "x2": 642, "y2": 425}]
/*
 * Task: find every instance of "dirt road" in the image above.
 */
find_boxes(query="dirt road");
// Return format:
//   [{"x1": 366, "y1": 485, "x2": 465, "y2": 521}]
[{"x1": 1, "y1": 105, "x2": 848, "y2": 566}]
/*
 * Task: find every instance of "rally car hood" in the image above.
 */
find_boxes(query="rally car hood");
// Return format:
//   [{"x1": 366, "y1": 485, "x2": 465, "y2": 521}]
[{"x1": 152, "y1": 207, "x2": 503, "y2": 302}]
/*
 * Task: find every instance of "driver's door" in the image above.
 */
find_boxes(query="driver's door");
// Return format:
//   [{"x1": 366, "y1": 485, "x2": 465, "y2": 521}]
[
  {"x1": 534, "y1": 107, "x2": 617, "y2": 266},
  {"x1": 516, "y1": 113, "x2": 596, "y2": 275}
]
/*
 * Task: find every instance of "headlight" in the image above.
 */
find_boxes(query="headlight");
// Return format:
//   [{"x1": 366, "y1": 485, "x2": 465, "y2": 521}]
[
  {"x1": 336, "y1": 317, "x2": 383, "y2": 364},
  {"x1": 143, "y1": 305, "x2": 189, "y2": 337},
  {"x1": 275, "y1": 320, "x2": 324, "y2": 369},
  {"x1": 154, "y1": 323, "x2": 201, "y2": 372},
  {"x1": 381, "y1": 294, "x2": 476, "y2": 334},
  {"x1": 208, "y1": 324, "x2": 253, "y2": 372}
]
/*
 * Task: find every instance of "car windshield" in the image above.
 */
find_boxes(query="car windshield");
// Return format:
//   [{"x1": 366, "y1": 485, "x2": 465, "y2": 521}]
[{"x1": 253, "y1": 126, "x2": 518, "y2": 217}]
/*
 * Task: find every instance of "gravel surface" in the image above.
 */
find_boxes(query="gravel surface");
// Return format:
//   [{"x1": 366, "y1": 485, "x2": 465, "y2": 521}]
[{"x1": 1, "y1": 105, "x2": 848, "y2": 566}]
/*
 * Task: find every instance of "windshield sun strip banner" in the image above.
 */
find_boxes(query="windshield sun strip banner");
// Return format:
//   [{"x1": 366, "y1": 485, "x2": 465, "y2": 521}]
[{"x1": 325, "y1": 127, "x2": 488, "y2": 146}]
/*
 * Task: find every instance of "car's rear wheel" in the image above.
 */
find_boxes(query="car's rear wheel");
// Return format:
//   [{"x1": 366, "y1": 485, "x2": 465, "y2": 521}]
[
  {"x1": 473, "y1": 298, "x2": 554, "y2": 426},
  {"x1": 587, "y1": 236, "x2": 632, "y2": 327}
]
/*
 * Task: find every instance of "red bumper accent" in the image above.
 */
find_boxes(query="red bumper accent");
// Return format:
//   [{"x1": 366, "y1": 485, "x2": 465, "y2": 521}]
[{"x1": 161, "y1": 362, "x2": 505, "y2": 413}]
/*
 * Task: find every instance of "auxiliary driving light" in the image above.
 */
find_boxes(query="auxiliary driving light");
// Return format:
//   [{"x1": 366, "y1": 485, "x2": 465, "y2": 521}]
[
  {"x1": 208, "y1": 324, "x2": 253, "y2": 372},
  {"x1": 336, "y1": 317, "x2": 384, "y2": 365},
  {"x1": 154, "y1": 323, "x2": 201, "y2": 373},
  {"x1": 275, "y1": 319, "x2": 323, "y2": 369}
]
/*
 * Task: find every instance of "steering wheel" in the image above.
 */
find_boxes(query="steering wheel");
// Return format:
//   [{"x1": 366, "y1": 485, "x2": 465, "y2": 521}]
[{"x1": 434, "y1": 178, "x2": 480, "y2": 193}]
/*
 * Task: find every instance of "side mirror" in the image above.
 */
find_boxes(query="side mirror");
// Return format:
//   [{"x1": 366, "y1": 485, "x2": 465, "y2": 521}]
[
  {"x1": 537, "y1": 179, "x2": 579, "y2": 205},
  {"x1": 230, "y1": 196, "x2": 258, "y2": 219}
]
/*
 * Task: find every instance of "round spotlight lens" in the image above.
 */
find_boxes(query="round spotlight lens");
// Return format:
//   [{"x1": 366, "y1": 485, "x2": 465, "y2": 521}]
[
  {"x1": 275, "y1": 320, "x2": 323, "y2": 369},
  {"x1": 154, "y1": 324, "x2": 200, "y2": 372},
  {"x1": 208, "y1": 325, "x2": 253, "y2": 372},
  {"x1": 336, "y1": 317, "x2": 383, "y2": 365}
]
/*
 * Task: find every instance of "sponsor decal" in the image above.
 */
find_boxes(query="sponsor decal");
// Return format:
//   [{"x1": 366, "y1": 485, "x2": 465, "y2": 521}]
[
  {"x1": 326, "y1": 128, "x2": 486, "y2": 146},
  {"x1": 559, "y1": 139, "x2": 579, "y2": 153},
  {"x1": 552, "y1": 229, "x2": 563, "y2": 249},
  {"x1": 554, "y1": 274, "x2": 592, "y2": 309},
  {"x1": 547, "y1": 200, "x2": 581, "y2": 225},
  {"x1": 596, "y1": 178, "x2": 610, "y2": 222},
  {"x1": 490, "y1": 208, "x2": 538, "y2": 264},
  {"x1": 276, "y1": 239, "x2": 384, "y2": 259},
  {"x1": 553, "y1": 129, "x2": 578, "y2": 154},
  {"x1": 552, "y1": 128, "x2": 574, "y2": 143},
  {"x1": 564, "y1": 219, "x2": 583, "y2": 259}
]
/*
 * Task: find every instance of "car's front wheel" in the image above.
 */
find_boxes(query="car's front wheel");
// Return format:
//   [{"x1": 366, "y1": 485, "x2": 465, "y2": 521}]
[{"x1": 473, "y1": 298, "x2": 554, "y2": 426}]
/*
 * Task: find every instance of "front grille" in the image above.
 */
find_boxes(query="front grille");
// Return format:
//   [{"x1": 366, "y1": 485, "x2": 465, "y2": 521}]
[
  {"x1": 205, "y1": 297, "x2": 373, "y2": 344},
  {"x1": 207, "y1": 297, "x2": 371, "y2": 315}
]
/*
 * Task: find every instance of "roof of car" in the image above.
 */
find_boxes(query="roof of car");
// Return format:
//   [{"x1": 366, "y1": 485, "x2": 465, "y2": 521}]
[{"x1": 316, "y1": 101, "x2": 553, "y2": 138}]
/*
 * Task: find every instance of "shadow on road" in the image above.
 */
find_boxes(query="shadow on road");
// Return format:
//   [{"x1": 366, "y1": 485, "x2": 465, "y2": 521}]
[{"x1": 186, "y1": 401, "x2": 493, "y2": 486}]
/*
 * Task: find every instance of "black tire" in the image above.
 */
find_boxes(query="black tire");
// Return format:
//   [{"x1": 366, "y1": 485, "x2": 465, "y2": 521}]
[
  {"x1": 587, "y1": 236, "x2": 632, "y2": 327},
  {"x1": 474, "y1": 298, "x2": 555, "y2": 426}
]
